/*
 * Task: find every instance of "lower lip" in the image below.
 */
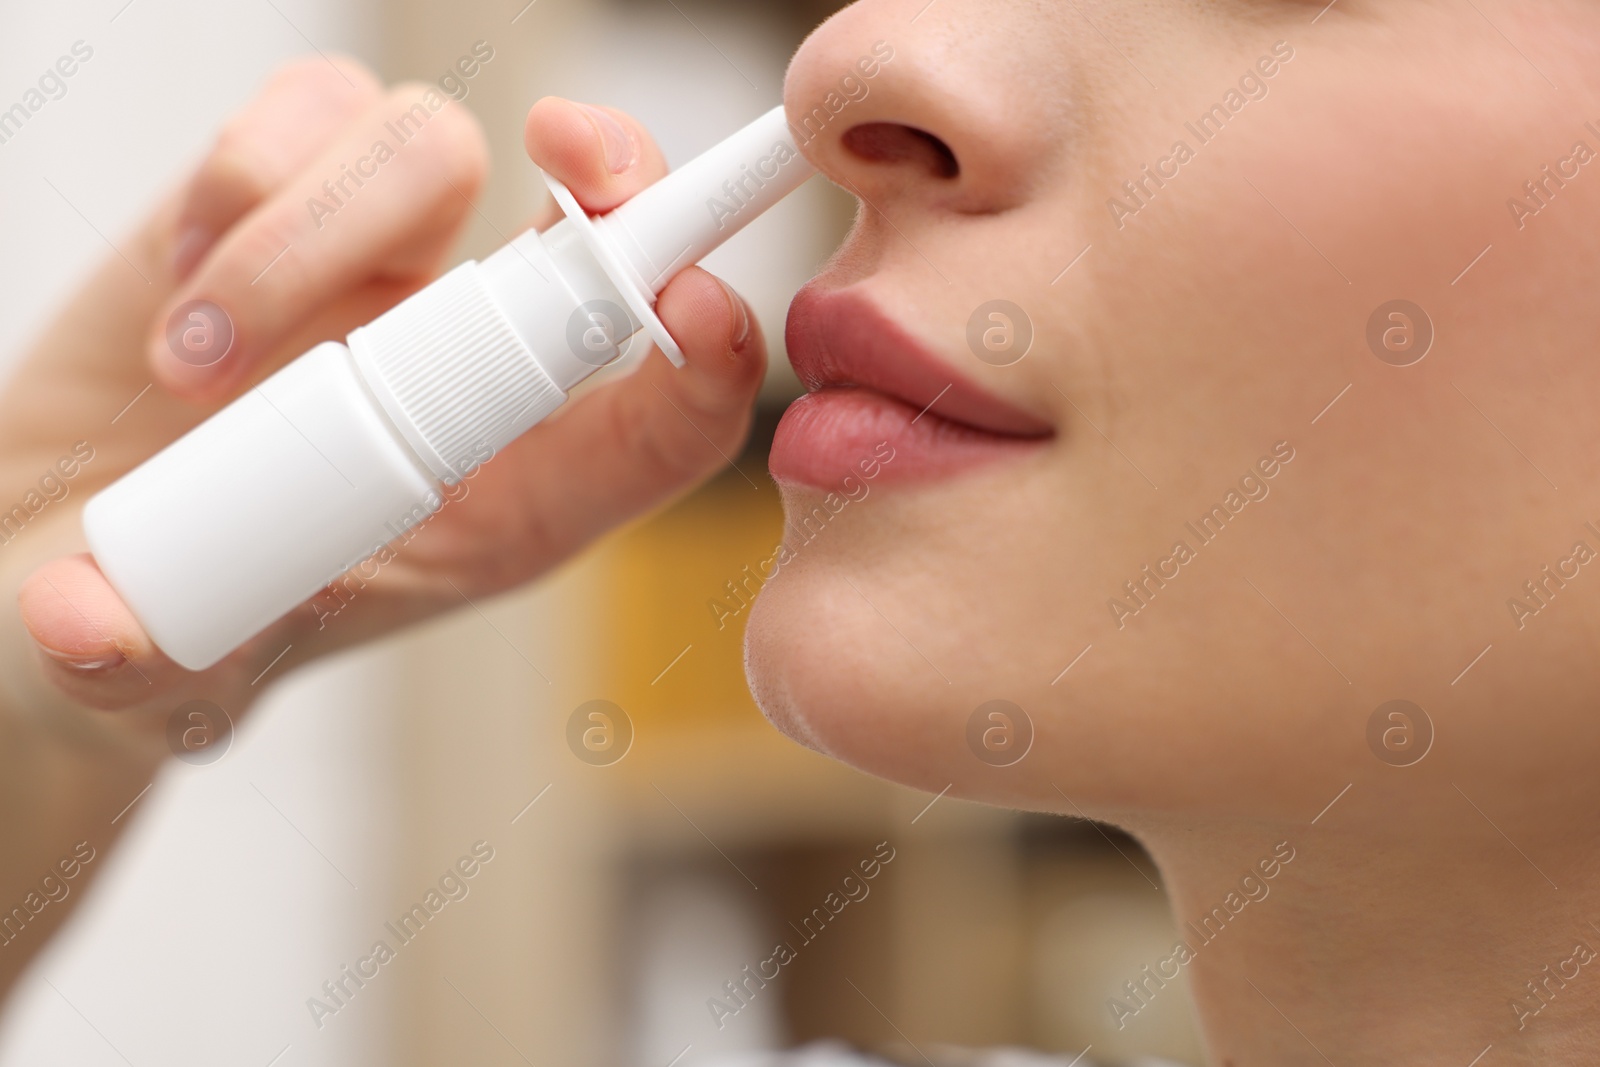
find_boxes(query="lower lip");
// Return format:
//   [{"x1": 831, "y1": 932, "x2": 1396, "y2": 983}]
[{"x1": 769, "y1": 387, "x2": 1047, "y2": 489}]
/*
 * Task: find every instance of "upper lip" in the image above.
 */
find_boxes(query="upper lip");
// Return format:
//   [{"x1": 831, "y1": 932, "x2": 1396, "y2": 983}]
[{"x1": 784, "y1": 284, "x2": 1056, "y2": 437}]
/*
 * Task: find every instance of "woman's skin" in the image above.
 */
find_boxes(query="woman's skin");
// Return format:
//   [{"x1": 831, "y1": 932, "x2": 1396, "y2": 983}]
[
  {"x1": 9, "y1": 0, "x2": 1600, "y2": 1062},
  {"x1": 0, "y1": 60, "x2": 764, "y2": 997},
  {"x1": 750, "y1": 0, "x2": 1600, "y2": 1063}
]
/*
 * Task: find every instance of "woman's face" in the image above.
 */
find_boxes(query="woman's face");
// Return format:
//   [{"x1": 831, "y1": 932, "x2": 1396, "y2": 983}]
[{"x1": 750, "y1": 0, "x2": 1600, "y2": 827}]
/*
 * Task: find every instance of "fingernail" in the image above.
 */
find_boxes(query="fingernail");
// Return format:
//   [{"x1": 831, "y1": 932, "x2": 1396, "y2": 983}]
[
  {"x1": 576, "y1": 103, "x2": 638, "y2": 175},
  {"x1": 169, "y1": 225, "x2": 214, "y2": 282},
  {"x1": 38, "y1": 643, "x2": 127, "y2": 675},
  {"x1": 721, "y1": 279, "x2": 752, "y2": 353}
]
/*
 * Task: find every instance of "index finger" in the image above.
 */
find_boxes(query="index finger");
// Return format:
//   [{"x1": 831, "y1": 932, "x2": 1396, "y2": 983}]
[
  {"x1": 524, "y1": 97, "x2": 671, "y2": 216},
  {"x1": 171, "y1": 55, "x2": 382, "y2": 280},
  {"x1": 147, "y1": 86, "x2": 490, "y2": 402}
]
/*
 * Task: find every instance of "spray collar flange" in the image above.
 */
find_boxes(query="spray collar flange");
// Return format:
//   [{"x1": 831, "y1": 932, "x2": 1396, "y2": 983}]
[{"x1": 541, "y1": 170, "x2": 686, "y2": 368}]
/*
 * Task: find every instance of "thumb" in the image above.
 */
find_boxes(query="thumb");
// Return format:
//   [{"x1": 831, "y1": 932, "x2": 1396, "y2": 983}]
[{"x1": 18, "y1": 554, "x2": 181, "y2": 710}]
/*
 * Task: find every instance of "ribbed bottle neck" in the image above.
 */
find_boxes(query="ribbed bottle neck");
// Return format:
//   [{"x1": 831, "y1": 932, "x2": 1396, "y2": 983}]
[{"x1": 346, "y1": 260, "x2": 568, "y2": 485}]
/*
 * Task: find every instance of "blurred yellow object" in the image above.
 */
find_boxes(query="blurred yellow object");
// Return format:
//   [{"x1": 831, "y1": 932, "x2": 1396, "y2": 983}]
[{"x1": 599, "y1": 469, "x2": 783, "y2": 732}]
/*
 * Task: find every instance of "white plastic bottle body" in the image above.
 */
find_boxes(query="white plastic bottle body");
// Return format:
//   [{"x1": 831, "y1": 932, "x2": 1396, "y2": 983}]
[{"x1": 83, "y1": 342, "x2": 442, "y2": 670}]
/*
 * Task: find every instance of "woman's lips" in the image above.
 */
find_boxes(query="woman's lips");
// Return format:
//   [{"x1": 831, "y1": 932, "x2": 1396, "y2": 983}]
[
  {"x1": 771, "y1": 388, "x2": 1048, "y2": 485},
  {"x1": 770, "y1": 286, "x2": 1052, "y2": 488}
]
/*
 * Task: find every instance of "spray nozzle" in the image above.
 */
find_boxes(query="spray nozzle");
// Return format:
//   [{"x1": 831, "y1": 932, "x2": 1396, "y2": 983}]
[{"x1": 540, "y1": 105, "x2": 814, "y2": 366}]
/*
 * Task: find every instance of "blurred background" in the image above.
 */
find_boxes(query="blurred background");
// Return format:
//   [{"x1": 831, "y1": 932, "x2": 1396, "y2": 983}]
[{"x1": 0, "y1": 2, "x2": 1202, "y2": 1064}]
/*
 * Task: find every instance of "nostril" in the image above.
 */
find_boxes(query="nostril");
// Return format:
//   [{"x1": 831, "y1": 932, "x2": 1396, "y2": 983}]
[{"x1": 841, "y1": 122, "x2": 960, "y2": 180}]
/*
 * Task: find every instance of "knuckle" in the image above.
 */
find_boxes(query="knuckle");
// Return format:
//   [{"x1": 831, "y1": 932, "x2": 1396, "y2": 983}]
[
  {"x1": 611, "y1": 388, "x2": 720, "y2": 487},
  {"x1": 502, "y1": 506, "x2": 561, "y2": 581},
  {"x1": 208, "y1": 206, "x2": 307, "y2": 306},
  {"x1": 264, "y1": 55, "x2": 336, "y2": 93},
  {"x1": 428, "y1": 106, "x2": 491, "y2": 186},
  {"x1": 266, "y1": 53, "x2": 381, "y2": 106},
  {"x1": 384, "y1": 85, "x2": 490, "y2": 184},
  {"x1": 384, "y1": 81, "x2": 435, "y2": 110},
  {"x1": 193, "y1": 130, "x2": 276, "y2": 210},
  {"x1": 191, "y1": 58, "x2": 385, "y2": 215}
]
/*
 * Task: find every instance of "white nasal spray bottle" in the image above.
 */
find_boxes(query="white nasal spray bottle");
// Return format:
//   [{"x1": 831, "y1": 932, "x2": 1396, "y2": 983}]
[{"x1": 84, "y1": 106, "x2": 813, "y2": 671}]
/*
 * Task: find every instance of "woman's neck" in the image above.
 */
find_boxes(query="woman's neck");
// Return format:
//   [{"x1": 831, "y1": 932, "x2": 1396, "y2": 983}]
[{"x1": 1133, "y1": 811, "x2": 1600, "y2": 1065}]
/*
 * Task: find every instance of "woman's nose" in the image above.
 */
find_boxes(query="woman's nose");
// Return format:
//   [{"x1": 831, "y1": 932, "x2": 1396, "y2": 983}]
[{"x1": 782, "y1": 3, "x2": 1064, "y2": 217}]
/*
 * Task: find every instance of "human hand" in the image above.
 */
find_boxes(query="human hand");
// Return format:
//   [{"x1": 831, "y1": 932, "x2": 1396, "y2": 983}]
[{"x1": 2, "y1": 61, "x2": 765, "y2": 724}]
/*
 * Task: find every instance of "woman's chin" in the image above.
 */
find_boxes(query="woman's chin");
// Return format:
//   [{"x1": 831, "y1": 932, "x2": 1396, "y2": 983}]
[
  {"x1": 745, "y1": 566, "x2": 923, "y2": 779},
  {"x1": 742, "y1": 563, "x2": 1010, "y2": 799},
  {"x1": 741, "y1": 592, "x2": 832, "y2": 759},
  {"x1": 745, "y1": 569, "x2": 856, "y2": 756}
]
